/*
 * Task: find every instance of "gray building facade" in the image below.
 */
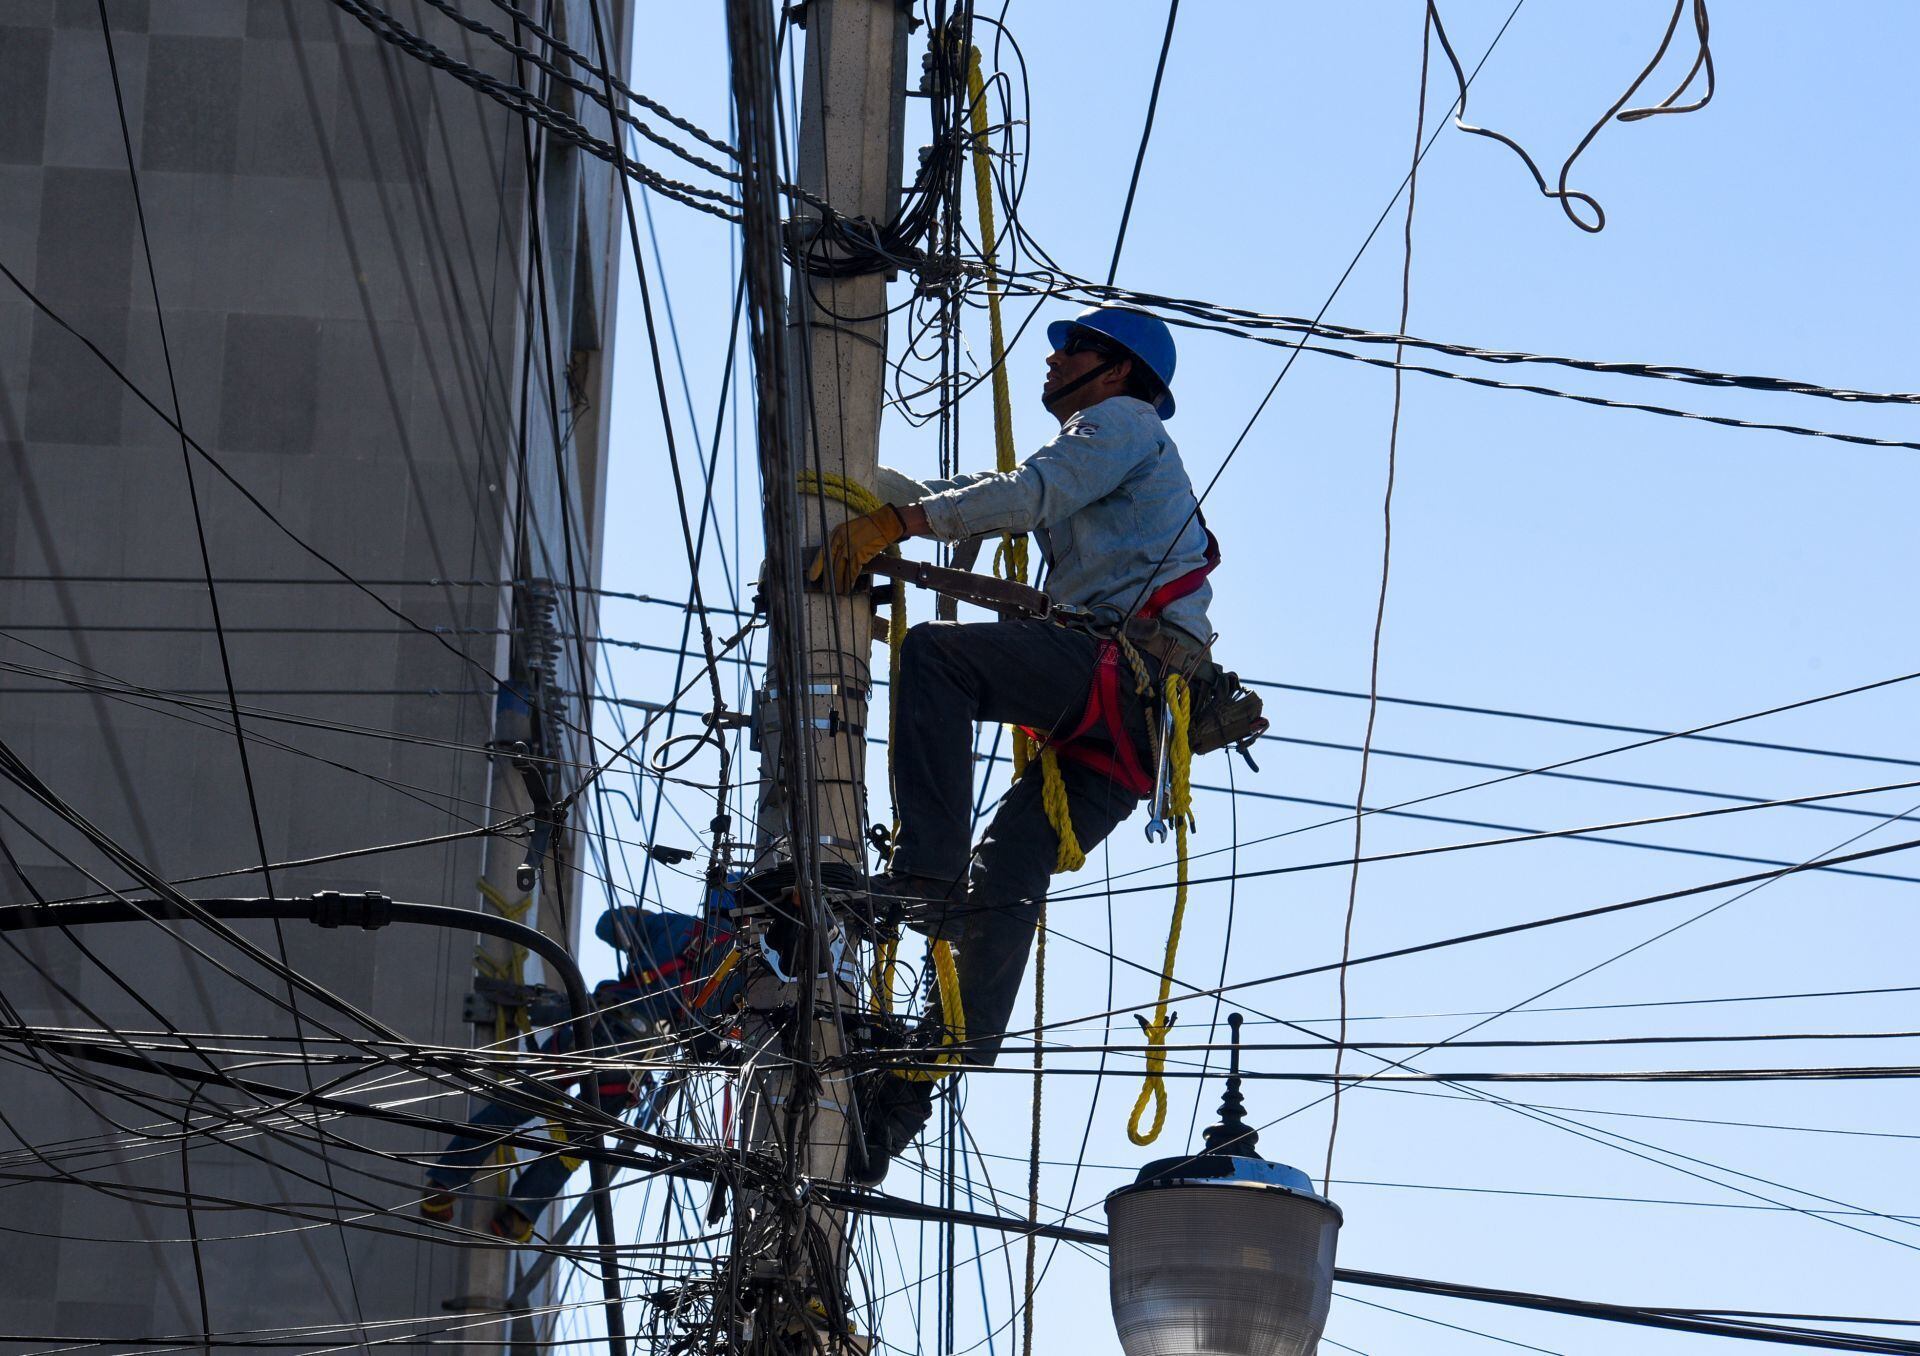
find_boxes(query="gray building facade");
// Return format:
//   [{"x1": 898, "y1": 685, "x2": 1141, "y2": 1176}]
[{"x1": 0, "y1": 0, "x2": 625, "y2": 1347}]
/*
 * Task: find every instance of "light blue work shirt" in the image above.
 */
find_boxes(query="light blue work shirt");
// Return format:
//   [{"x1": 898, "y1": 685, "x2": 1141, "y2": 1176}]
[{"x1": 915, "y1": 395, "x2": 1214, "y2": 645}]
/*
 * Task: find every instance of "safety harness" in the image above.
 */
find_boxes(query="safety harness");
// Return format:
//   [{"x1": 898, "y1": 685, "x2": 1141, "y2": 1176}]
[{"x1": 1019, "y1": 521, "x2": 1221, "y2": 797}]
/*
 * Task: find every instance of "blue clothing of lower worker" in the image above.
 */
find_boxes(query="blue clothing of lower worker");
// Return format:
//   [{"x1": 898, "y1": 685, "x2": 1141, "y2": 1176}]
[
  {"x1": 913, "y1": 394, "x2": 1214, "y2": 645},
  {"x1": 426, "y1": 902, "x2": 741, "y2": 1224},
  {"x1": 424, "y1": 1018, "x2": 640, "y2": 1221}
]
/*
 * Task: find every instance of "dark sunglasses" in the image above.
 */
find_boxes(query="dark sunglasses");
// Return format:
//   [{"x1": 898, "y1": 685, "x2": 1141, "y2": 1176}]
[{"x1": 1058, "y1": 332, "x2": 1118, "y2": 360}]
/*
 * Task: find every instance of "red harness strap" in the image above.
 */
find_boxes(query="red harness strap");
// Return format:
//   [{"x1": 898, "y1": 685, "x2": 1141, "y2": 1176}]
[
  {"x1": 1021, "y1": 521, "x2": 1220, "y2": 800},
  {"x1": 631, "y1": 920, "x2": 732, "y2": 987},
  {"x1": 1036, "y1": 643, "x2": 1156, "y2": 795},
  {"x1": 1141, "y1": 523, "x2": 1220, "y2": 620}
]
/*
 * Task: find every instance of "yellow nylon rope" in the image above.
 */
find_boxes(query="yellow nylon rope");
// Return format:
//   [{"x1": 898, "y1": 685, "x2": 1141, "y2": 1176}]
[
  {"x1": 870, "y1": 936, "x2": 898, "y2": 1016},
  {"x1": 962, "y1": 46, "x2": 1082, "y2": 874},
  {"x1": 1020, "y1": 898, "x2": 1046, "y2": 1356},
  {"x1": 966, "y1": 47, "x2": 1025, "y2": 583},
  {"x1": 1127, "y1": 672, "x2": 1193, "y2": 1145},
  {"x1": 691, "y1": 947, "x2": 740, "y2": 1011},
  {"x1": 1038, "y1": 748, "x2": 1085, "y2": 871},
  {"x1": 891, "y1": 938, "x2": 966, "y2": 1083}
]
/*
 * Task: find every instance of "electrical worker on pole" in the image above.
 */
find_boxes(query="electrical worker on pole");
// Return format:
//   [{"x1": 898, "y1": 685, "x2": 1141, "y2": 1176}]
[{"x1": 810, "y1": 304, "x2": 1217, "y2": 1184}]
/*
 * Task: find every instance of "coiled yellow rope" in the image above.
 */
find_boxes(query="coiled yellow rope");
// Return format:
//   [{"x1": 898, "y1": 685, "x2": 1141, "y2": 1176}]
[
  {"x1": 1127, "y1": 672, "x2": 1193, "y2": 1146},
  {"x1": 1036, "y1": 747, "x2": 1084, "y2": 871}
]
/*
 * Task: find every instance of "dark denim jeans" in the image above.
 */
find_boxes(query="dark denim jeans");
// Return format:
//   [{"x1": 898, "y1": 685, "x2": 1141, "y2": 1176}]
[{"x1": 890, "y1": 620, "x2": 1149, "y2": 1062}]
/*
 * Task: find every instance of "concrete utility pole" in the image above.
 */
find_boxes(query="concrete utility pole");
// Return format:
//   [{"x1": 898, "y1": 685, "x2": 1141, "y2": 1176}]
[
  {"x1": 755, "y1": 0, "x2": 910, "y2": 863},
  {"x1": 731, "y1": 0, "x2": 910, "y2": 1343}
]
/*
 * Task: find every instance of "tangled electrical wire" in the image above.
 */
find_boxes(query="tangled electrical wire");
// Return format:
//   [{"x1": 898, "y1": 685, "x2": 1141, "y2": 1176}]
[{"x1": 21, "y1": 4, "x2": 1920, "y2": 1355}]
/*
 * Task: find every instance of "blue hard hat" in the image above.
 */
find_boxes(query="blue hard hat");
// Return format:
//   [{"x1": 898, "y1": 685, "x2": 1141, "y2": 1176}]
[{"x1": 1046, "y1": 304, "x2": 1177, "y2": 419}]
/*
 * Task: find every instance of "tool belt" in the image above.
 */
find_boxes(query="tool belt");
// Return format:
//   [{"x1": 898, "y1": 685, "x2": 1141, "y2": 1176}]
[
  {"x1": 1112, "y1": 617, "x2": 1269, "y2": 764},
  {"x1": 1120, "y1": 614, "x2": 1210, "y2": 677}
]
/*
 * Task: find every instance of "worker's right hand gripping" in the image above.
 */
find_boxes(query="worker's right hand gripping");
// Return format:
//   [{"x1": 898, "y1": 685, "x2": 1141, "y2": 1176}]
[{"x1": 808, "y1": 504, "x2": 908, "y2": 593}]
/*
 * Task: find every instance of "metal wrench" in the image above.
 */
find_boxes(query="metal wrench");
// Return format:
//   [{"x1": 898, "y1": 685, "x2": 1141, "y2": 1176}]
[{"x1": 1143, "y1": 697, "x2": 1175, "y2": 842}]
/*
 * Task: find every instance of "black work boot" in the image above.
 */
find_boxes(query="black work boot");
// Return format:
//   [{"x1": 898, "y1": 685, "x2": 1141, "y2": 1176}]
[
  {"x1": 866, "y1": 870, "x2": 966, "y2": 938},
  {"x1": 868, "y1": 870, "x2": 963, "y2": 908},
  {"x1": 847, "y1": 1072, "x2": 935, "y2": 1188}
]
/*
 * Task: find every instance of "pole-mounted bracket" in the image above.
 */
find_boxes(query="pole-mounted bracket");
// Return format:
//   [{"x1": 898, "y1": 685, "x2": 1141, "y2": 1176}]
[{"x1": 490, "y1": 740, "x2": 565, "y2": 893}]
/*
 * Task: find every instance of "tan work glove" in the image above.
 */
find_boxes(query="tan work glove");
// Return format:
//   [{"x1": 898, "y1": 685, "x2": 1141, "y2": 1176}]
[{"x1": 808, "y1": 505, "x2": 908, "y2": 593}]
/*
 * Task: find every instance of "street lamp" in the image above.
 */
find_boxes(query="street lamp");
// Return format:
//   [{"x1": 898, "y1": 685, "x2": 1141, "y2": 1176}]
[{"x1": 1105, "y1": 1015, "x2": 1342, "y2": 1356}]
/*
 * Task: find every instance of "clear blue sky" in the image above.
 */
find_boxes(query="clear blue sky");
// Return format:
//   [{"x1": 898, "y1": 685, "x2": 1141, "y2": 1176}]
[{"x1": 577, "y1": 4, "x2": 1920, "y2": 1351}]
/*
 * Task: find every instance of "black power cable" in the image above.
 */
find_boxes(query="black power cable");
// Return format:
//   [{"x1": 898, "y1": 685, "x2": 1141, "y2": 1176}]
[
  {"x1": 0, "y1": 892, "x2": 635, "y2": 1356},
  {"x1": 831, "y1": 1189, "x2": 1920, "y2": 1353},
  {"x1": 1104, "y1": 0, "x2": 1178, "y2": 286}
]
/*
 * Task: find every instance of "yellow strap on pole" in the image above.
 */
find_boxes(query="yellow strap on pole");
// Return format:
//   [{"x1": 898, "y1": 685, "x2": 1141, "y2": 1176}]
[
  {"x1": 890, "y1": 937, "x2": 967, "y2": 1083},
  {"x1": 477, "y1": 877, "x2": 534, "y2": 922},
  {"x1": 1127, "y1": 672, "x2": 1193, "y2": 1146},
  {"x1": 965, "y1": 46, "x2": 1026, "y2": 582}
]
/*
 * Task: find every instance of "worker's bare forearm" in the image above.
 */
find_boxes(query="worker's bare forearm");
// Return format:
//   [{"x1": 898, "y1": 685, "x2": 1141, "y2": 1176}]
[{"x1": 897, "y1": 502, "x2": 931, "y2": 538}]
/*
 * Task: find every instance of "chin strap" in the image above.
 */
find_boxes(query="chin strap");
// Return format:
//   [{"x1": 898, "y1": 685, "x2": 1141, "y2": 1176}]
[{"x1": 1040, "y1": 356, "x2": 1121, "y2": 415}]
